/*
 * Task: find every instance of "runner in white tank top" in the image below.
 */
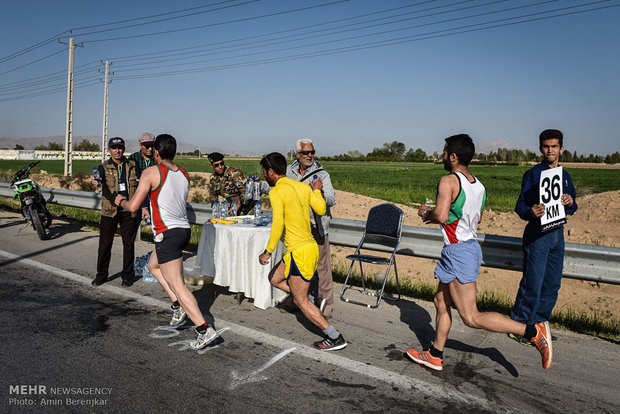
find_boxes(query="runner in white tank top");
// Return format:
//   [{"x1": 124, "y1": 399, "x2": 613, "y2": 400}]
[
  {"x1": 440, "y1": 171, "x2": 487, "y2": 245},
  {"x1": 149, "y1": 164, "x2": 190, "y2": 235}
]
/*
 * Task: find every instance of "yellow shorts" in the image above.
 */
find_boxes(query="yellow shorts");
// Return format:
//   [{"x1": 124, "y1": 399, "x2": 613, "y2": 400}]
[{"x1": 283, "y1": 242, "x2": 319, "y2": 282}]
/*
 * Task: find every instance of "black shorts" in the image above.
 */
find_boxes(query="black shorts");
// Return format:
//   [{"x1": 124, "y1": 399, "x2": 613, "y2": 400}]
[{"x1": 154, "y1": 227, "x2": 191, "y2": 264}]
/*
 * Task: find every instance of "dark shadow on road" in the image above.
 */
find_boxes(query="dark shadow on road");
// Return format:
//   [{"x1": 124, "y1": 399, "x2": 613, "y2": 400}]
[
  {"x1": 388, "y1": 297, "x2": 435, "y2": 349},
  {"x1": 444, "y1": 338, "x2": 519, "y2": 377},
  {"x1": 387, "y1": 296, "x2": 519, "y2": 376}
]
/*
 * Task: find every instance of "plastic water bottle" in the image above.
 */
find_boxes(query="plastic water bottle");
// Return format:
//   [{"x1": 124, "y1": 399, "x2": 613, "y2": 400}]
[
  {"x1": 221, "y1": 200, "x2": 228, "y2": 219},
  {"x1": 230, "y1": 200, "x2": 238, "y2": 217},
  {"x1": 92, "y1": 167, "x2": 101, "y2": 189},
  {"x1": 141, "y1": 252, "x2": 157, "y2": 282},
  {"x1": 212, "y1": 201, "x2": 220, "y2": 219},
  {"x1": 144, "y1": 216, "x2": 151, "y2": 226},
  {"x1": 245, "y1": 175, "x2": 254, "y2": 200},
  {"x1": 253, "y1": 176, "x2": 261, "y2": 201},
  {"x1": 254, "y1": 202, "x2": 262, "y2": 226}
]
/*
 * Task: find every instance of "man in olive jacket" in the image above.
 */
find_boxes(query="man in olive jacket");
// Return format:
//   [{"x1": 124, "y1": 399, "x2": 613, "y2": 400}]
[{"x1": 91, "y1": 137, "x2": 139, "y2": 287}]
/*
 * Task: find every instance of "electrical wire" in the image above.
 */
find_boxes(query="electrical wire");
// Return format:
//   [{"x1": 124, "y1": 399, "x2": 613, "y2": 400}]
[
  {"x1": 80, "y1": 0, "x2": 351, "y2": 43},
  {"x1": 110, "y1": 3, "x2": 618, "y2": 81},
  {"x1": 107, "y1": 0, "x2": 602, "y2": 73}
]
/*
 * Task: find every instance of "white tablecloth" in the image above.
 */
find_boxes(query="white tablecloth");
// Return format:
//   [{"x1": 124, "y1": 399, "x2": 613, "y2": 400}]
[{"x1": 195, "y1": 221, "x2": 287, "y2": 309}]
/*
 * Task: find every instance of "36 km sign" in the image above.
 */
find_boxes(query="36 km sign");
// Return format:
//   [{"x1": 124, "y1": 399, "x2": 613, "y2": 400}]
[{"x1": 539, "y1": 166, "x2": 566, "y2": 232}]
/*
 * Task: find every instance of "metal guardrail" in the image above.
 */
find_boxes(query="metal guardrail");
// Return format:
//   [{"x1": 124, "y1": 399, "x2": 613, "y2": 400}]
[{"x1": 1, "y1": 183, "x2": 619, "y2": 285}]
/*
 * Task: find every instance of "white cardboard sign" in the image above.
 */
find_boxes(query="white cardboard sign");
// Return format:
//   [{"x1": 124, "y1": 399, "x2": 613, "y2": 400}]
[{"x1": 539, "y1": 166, "x2": 566, "y2": 231}]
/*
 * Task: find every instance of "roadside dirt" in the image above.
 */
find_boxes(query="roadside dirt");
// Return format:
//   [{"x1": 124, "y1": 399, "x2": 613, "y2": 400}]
[{"x1": 27, "y1": 171, "x2": 620, "y2": 323}]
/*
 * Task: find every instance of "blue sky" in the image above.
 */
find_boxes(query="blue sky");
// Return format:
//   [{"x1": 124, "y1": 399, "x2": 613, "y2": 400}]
[{"x1": 1, "y1": 0, "x2": 618, "y2": 156}]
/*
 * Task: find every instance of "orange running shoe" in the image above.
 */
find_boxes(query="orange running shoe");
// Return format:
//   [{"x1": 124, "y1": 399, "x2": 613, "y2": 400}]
[
  {"x1": 531, "y1": 321, "x2": 553, "y2": 369},
  {"x1": 406, "y1": 348, "x2": 443, "y2": 371}
]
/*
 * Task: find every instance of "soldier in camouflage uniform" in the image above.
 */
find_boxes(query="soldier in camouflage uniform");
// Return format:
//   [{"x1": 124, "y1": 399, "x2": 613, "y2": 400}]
[{"x1": 207, "y1": 152, "x2": 248, "y2": 215}]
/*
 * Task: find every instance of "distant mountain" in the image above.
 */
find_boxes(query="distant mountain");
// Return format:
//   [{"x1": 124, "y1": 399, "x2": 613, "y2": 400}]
[
  {"x1": 476, "y1": 139, "x2": 531, "y2": 154},
  {"x1": 0, "y1": 135, "x2": 256, "y2": 156}
]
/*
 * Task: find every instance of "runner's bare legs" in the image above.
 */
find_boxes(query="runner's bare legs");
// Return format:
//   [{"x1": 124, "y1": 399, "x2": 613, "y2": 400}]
[
  {"x1": 150, "y1": 250, "x2": 205, "y2": 326},
  {"x1": 433, "y1": 279, "x2": 527, "y2": 351},
  {"x1": 269, "y1": 261, "x2": 329, "y2": 330}
]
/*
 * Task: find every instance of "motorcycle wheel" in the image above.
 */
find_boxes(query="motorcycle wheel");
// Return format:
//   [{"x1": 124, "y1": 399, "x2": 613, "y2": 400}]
[{"x1": 29, "y1": 205, "x2": 47, "y2": 240}]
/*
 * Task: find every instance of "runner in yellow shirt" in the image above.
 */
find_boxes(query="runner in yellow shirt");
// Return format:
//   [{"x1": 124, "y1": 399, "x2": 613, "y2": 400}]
[{"x1": 258, "y1": 152, "x2": 347, "y2": 351}]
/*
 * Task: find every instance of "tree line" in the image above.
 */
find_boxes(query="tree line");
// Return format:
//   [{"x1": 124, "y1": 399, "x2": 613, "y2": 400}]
[
  {"x1": 12, "y1": 140, "x2": 101, "y2": 152},
  {"x1": 320, "y1": 140, "x2": 620, "y2": 164}
]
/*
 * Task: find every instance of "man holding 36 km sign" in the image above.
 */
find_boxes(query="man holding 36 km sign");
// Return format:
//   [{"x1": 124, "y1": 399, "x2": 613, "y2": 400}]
[{"x1": 509, "y1": 129, "x2": 578, "y2": 345}]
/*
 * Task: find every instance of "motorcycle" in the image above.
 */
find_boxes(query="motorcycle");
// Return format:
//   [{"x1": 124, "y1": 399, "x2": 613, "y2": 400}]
[{"x1": 10, "y1": 161, "x2": 52, "y2": 240}]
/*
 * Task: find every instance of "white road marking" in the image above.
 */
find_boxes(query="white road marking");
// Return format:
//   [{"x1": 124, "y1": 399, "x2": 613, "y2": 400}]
[
  {"x1": 230, "y1": 347, "x2": 296, "y2": 389},
  {"x1": 0, "y1": 250, "x2": 501, "y2": 412}
]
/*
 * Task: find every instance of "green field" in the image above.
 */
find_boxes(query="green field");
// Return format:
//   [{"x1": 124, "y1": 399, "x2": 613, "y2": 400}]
[{"x1": 1, "y1": 159, "x2": 619, "y2": 212}]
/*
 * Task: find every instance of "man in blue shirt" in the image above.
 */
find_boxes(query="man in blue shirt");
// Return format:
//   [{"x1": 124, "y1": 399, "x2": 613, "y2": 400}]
[{"x1": 510, "y1": 129, "x2": 577, "y2": 344}]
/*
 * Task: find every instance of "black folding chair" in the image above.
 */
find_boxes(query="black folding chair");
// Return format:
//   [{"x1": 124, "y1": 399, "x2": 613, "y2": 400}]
[{"x1": 339, "y1": 203, "x2": 404, "y2": 308}]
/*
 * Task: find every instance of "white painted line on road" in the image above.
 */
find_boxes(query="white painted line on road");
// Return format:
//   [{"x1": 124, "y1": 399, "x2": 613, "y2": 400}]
[
  {"x1": 230, "y1": 347, "x2": 297, "y2": 390},
  {"x1": 0, "y1": 250, "x2": 501, "y2": 412}
]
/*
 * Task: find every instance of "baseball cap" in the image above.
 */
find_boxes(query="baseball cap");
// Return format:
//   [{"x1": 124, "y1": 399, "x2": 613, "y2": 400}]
[
  {"x1": 108, "y1": 137, "x2": 125, "y2": 148},
  {"x1": 138, "y1": 132, "x2": 155, "y2": 145},
  {"x1": 208, "y1": 152, "x2": 224, "y2": 163}
]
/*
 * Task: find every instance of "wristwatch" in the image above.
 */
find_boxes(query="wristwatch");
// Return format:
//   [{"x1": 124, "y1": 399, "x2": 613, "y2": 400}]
[
  {"x1": 263, "y1": 249, "x2": 272, "y2": 255},
  {"x1": 421, "y1": 209, "x2": 429, "y2": 220}
]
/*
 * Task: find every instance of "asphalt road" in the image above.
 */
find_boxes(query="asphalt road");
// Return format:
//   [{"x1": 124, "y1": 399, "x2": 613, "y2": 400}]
[{"x1": 0, "y1": 211, "x2": 618, "y2": 414}]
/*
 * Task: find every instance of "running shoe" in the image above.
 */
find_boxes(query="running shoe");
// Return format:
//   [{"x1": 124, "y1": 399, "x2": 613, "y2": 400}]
[
  {"x1": 531, "y1": 321, "x2": 553, "y2": 369},
  {"x1": 508, "y1": 332, "x2": 558, "y2": 346},
  {"x1": 170, "y1": 305, "x2": 187, "y2": 328},
  {"x1": 405, "y1": 349, "x2": 443, "y2": 371},
  {"x1": 190, "y1": 326, "x2": 218, "y2": 350},
  {"x1": 314, "y1": 334, "x2": 347, "y2": 351}
]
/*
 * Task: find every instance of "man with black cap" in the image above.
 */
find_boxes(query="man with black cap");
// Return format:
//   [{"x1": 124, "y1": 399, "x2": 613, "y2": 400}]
[
  {"x1": 207, "y1": 152, "x2": 247, "y2": 215},
  {"x1": 91, "y1": 137, "x2": 139, "y2": 287}
]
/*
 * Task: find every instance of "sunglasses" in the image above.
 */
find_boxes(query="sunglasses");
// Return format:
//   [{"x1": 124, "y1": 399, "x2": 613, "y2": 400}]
[
  {"x1": 298, "y1": 150, "x2": 315, "y2": 156},
  {"x1": 212, "y1": 161, "x2": 224, "y2": 168},
  {"x1": 142, "y1": 144, "x2": 154, "y2": 149}
]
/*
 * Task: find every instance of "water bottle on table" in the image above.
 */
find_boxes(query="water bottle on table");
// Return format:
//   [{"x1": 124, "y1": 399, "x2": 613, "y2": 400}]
[
  {"x1": 253, "y1": 176, "x2": 261, "y2": 201},
  {"x1": 245, "y1": 175, "x2": 254, "y2": 200},
  {"x1": 231, "y1": 200, "x2": 238, "y2": 217},
  {"x1": 221, "y1": 200, "x2": 228, "y2": 219},
  {"x1": 212, "y1": 201, "x2": 220, "y2": 219},
  {"x1": 92, "y1": 167, "x2": 101, "y2": 189},
  {"x1": 254, "y1": 202, "x2": 262, "y2": 226}
]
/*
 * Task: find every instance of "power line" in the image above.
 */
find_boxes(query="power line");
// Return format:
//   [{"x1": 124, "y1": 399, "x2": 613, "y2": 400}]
[
  {"x1": 0, "y1": 79, "x2": 100, "y2": 102},
  {"x1": 70, "y1": 0, "x2": 239, "y2": 31},
  {"x1": 0, "y1": 61, "x2": 101, "y2": 91},
  {"x1": 110, "y1": 3, "x2": 618, "y2": 81},
  {"x1": 0, "y1": 30, "x2": 69, "y2": 64},
  {"x1": 69, "y1": 0, "x2": 258, "y2": 38},
  {"x1": 80, "y1": 0, "x2": 351, "y2": 43},
  {"x1": 105, "y1": 0, "x2": 438, "y2": 62},
  {"x1": 0, "y1": 48, "x2": 65, "y2": 76},
  {"x1": 108, "y1": 0, "x2": 518, "y2": 70},
  {"x1": 108, "y1": 0, "x2": 596, "y2": 74}
]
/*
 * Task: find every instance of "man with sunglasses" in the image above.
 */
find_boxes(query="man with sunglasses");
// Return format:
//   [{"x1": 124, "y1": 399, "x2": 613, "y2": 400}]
[
  {"x1": 128, "y1": 132, "x2": 157, "y2": 226},
  {"x1": 285, "y1": 138, "x2": 337, "y2": 318},
  {"x1": 207, "y1": 152, "x2": 247, "y2": 215}
]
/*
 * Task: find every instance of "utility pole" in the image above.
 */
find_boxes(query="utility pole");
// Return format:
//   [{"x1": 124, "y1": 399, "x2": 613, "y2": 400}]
[
  {"x1": 59, "y1": 35, "x2": 82, "y2": 176},
  {"x1": 100, "y1": 61, "x2": 112, "y2": 162}
]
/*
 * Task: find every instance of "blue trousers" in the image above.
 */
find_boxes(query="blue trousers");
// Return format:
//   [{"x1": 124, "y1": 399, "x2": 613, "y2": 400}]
[{"x1": 511, "y1": 226, "x2": 565, "y2": 324}]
